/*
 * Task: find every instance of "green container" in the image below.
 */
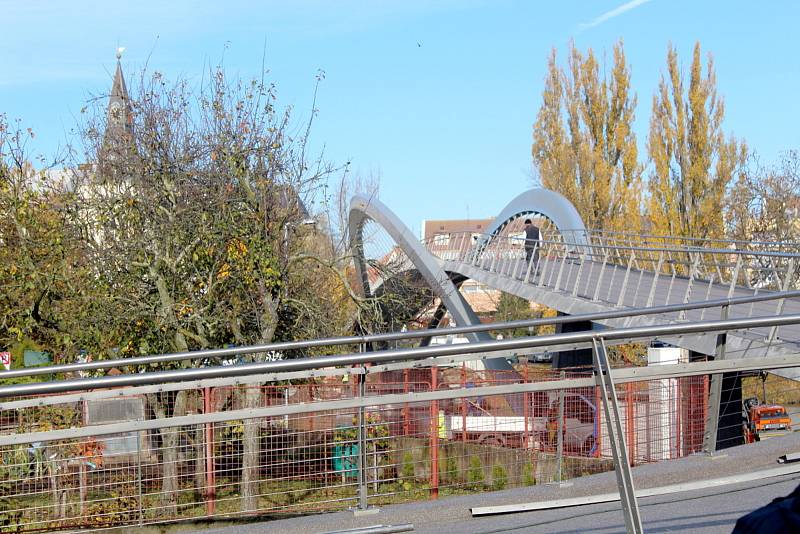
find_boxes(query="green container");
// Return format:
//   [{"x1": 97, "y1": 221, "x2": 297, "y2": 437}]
[{"x1": 332, "y1": 443, "x2": 358, "y2": 480}]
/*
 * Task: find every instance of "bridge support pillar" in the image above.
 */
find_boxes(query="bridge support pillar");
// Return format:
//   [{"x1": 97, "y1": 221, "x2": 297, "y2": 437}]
[
  {"x1": 701, "y1": 305, "x2": 744, "y2": 453},
  {"x1": 552, "y1": 314, "x2": 593, "y2": 369},
  {"x1": 714, "y1": 373, "x2": 744, "y2": 450}
]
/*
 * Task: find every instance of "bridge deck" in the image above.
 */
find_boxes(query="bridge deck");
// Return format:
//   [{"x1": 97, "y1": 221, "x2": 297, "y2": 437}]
[{"x1": 441, "y1": 256, "x2": 800, "y2": 363}]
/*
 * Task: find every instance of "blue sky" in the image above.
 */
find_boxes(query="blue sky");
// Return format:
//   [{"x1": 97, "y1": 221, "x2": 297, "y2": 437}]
[{"x1": 1, "y1": 0, "x2": 799, "y2": 235}]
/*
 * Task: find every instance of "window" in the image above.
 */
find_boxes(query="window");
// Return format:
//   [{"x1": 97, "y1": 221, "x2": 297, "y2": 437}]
[{"x1": 433, "y1": 233, "x2": 450, "y2": 246}]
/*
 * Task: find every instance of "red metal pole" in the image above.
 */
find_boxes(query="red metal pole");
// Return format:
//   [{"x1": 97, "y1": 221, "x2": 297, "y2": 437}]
[
  {"x1": 595, "y1": 385, "x2": 602, "y2": 458},
  {"x1": 626, "y1": 383, "x2": 635, "y2": 466},
  {"x1": 430, "y1": 366, "x2": 439, "y2": 499},
  {"x1": 461, "y1": 363, "x2": 467, "y2": 443},
  {"x1": 403, "y1": 368, "x2": 410, "y2": 436},
  {"x1": 523, "y1": 358, "x2": 530, "y2": 449},
  {"x1": 204, "y1": 387, "x2": 216, "y2": 516}
]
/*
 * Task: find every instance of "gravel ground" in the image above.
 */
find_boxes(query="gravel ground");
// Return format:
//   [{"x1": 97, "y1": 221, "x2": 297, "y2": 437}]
[{"x1": 193, "y1": 431, "x2": 800, "y2": 534}]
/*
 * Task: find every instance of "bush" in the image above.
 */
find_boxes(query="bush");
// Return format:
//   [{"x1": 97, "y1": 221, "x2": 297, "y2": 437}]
[
  {"x1": 522, "y1": 462, "x2": 536, "y2": 486},
  {"x1": 445, "y1": 453, "x2": 458, "y2": 484},
  {"x1": 491, "y1": 463, "x2": 507, "y2": 491},
  {"x1": 467, "y1": 456, "x2": 484, "y2": 489},
  {"x1": 399, "y1": 451, "x2": 415, "y2": 491},
  {"x1": 401, "y1": 451, "x2": 415, "y2": 479}
]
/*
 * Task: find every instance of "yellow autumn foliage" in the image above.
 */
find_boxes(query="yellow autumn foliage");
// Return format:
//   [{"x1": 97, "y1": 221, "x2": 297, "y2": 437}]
[{"x1": 532, "y1": 40, "x2": 643, "y2": 233}]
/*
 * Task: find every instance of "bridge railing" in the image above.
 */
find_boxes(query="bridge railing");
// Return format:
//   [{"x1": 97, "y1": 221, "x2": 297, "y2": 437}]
[
  {"x1": 2, "y1": 312, "x2": 800, "y2": 531},
  {"x1": 565, "y1": 229, "x2": 800, "y2": 255},
  {"x1": 424, "y1": 231, "x2": 800, "y2": 313}
]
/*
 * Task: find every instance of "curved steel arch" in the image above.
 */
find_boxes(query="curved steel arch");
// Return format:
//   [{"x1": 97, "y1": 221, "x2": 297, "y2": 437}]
[
  {"x1": 482, "y1": 188, "x2": 589, "y2": 249},
  {"x1": 349, "y1": 195, "x2": 512, "y2": 370}
]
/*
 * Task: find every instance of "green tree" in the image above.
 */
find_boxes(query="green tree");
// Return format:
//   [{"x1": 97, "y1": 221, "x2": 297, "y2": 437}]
[
  {"x1": 0, "y1": 116, "x2": 92, "y2": 359},
  {"x1": 69, "y1": 64, "x2": 352, "y2": 513},
  {"x1": 647, "y1": 42, "x2": 747, "y2": 239},
  {"x1": 532, "y1": 40, "x2": 642, "y2": 232},
  {"x1": 493, "y1": 292, "x2": 534, "y2": 337}
]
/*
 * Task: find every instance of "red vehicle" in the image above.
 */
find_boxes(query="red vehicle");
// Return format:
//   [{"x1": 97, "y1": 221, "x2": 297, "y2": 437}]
[{"x1": 743, "y1": 397, "x2": 792, "y2": 443}]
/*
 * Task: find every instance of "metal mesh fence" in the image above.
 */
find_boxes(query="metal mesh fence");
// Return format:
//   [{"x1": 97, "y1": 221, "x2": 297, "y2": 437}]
[{"x1": 4, "y1": 358, "x2": 792, "y2": 532}]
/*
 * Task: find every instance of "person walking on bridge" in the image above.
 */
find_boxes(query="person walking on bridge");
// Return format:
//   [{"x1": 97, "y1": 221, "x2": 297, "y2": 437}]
[{"x1": 523, "y1": 218, "x2": 540, "y2": 265}]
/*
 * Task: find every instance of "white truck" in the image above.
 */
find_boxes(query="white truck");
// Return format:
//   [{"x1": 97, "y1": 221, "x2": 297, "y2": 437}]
[{"x1": 446, "y1": 391, "x2": 598, "y2": 453}]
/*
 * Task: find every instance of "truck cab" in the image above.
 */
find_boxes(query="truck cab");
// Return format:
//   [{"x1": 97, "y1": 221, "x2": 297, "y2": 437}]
[{"x1": 743, "y1": 397, "x2": 792, "y2": 443}]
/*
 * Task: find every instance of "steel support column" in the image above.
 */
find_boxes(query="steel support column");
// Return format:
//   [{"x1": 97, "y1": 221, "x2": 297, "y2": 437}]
[
  {"x1": 593, "y1": 337, "x2": 643, "y2": 534},
  {"x1": 703, "y1": 305, "x2": 728, "y2": 454}
]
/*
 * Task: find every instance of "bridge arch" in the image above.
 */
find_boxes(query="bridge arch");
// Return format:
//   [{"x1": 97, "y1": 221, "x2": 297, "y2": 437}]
[
  {"x1": 481, "y1": 188, "x2": 589, "y2": 249},
  {"x1": 348, "y1": 194, "x2": 502, "y2": 352}
]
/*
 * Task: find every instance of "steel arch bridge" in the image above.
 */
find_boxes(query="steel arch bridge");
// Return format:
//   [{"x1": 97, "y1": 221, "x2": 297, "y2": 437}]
[{"x1": 349, "y1": 188, "x2": 800, "y2": 376}]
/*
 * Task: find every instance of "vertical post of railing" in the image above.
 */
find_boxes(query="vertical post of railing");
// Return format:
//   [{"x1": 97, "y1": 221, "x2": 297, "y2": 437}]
[
  {"x1": 593, "y1": 337, "x2": 643, "y2": 534},
  {"x1": 617, "y1": 253, "x2": 636, "y2": 307},
  {"x1": 538, "y1": 243, "x2": 550, "y2": 288},
  {"x1": 79, "y1": 460, "x2": 87, "y2": 516},
  {"x1": 699, "y1": 276, "x2": 716, "y2": 321},
  {"x1": 679, "y1": 253, "x2": 701, "y2": 320},
  {"x1": 728, "y1": 255, "x2": 742, "y2": 298},
  {"x1": 554, "y1": 244, "x2": 569, "y2": 291},
  {"x1": 137, "y1": 429, "x2": 144, "y2": 526},
  {"x1": 572, "y1": 250, "x2": 586, "y2": 297},
  {"x1": 489, "y1": 244, "x2": 499, "y2": 272},
  {"x1": 556, "y1": 370, "x2": 565, "y2": 483},
  {"x1": 703, "y1": 305, "x2": 728, "y2": 454},
  {"x1": 356, "y1": 344, "x2": 369, "y2": 511},
  {"x1": 646, "y1": 252, "x2": 664, "y2": 307},
  {"x1": 593, "y1": 251, "x2": 609, "y2": 302},
  {"x1": 524, "y1": 244, "x2": 537, "y2": 284},
  {"x1": 512, "y1": 246, "x2": 523, "y2": 280},
  {"x1": 767, "y1": 258, "x2": 795, "y2": 344},
  {"x1": 430, "y1": 366, "x2": 440, "y2": 499},
  {"x1": 204, "y1": 387, "x2": 216, "y2": 516}
]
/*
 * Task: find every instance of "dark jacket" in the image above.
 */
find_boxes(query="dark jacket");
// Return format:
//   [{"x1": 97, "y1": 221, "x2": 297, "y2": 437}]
[
  {"x1": 524, "y1": 224, "x2": 540, "y2": 249},
  {"x1": 733, "y1": 483, "x2": 800, "y2": 533}
]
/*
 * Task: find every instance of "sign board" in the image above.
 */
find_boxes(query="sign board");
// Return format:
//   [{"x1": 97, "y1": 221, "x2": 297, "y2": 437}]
[
  {"x1": 23, "y1": 350, "x2": 51, "y2": 367},
  {"x1": 0, "y1": 352, "x2": 11, "y2": 371}
]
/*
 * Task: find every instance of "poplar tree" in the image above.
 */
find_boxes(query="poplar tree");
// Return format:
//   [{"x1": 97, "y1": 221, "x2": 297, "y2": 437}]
[
  {"x1": 647, "y1": 42, "x2": 747, "y2": 239},
  {"x1": 532, "y1": 41, "x2": 642, "y2": 232}
]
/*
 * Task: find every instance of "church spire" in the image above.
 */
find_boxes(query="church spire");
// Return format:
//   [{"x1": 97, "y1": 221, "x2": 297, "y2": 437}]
[
  {"x1": 106, "y1": 48, "x2": 132, "y2": 137},
  {"x1": 100, "y1": 48, "x2": 134, "y2": 176}
]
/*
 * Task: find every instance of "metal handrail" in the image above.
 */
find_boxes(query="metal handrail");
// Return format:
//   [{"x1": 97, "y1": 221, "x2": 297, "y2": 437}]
[
  {"x1": 2, "y1": 312, "x2": 799, "y2": 399},
  {"x1": 5, "y1": 290, "x2": 800, "y2": 380},
  {"x1": 576, "y1": 228, "x2": 800, "y2": 250},
  {"x1": 2, "y1": 343, "x2": 800, "y2": 447},
  {"x1": 427, "y1": 231, "x2": 800, "y2": 259}
]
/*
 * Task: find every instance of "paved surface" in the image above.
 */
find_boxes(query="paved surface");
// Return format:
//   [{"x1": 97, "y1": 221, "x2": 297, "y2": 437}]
[{"x1": 195, "y1": 431, "x2": 800, "y2": 534}]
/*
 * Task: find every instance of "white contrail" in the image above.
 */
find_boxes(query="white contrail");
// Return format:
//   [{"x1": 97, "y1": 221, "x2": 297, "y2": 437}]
[{"x1": 580, "y1": 0, "x2": 652, "y2": 29}]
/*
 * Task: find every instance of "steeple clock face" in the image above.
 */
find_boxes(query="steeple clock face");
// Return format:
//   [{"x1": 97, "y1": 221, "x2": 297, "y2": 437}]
[{"x1": 109, "y1": 101, "x2": 123, "y2": 124}]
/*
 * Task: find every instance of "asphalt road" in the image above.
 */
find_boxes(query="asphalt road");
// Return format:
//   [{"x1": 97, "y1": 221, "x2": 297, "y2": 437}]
[
  {"x1": 194, "y1": 432, "x2": 800, "y2": 534},
  {"x1": 442, "y1": 475, "x2": 800, "y2": 533}
]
